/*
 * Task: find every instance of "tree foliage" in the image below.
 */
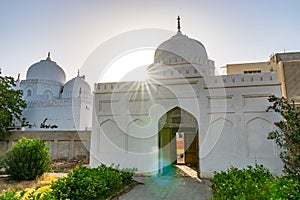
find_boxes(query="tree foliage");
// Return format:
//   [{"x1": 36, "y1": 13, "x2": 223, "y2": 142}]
[
  {"x1": 0, "y1": 70, "x2": 26, "y2": 139},
  {"x1": 267, "y1": 95, "x2": 300, "y2": 175}
]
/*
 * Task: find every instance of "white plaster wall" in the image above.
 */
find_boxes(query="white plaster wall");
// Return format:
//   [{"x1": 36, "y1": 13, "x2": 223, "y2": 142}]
[
  {"x1": 22, "y1": 104, "x2": 77, "y2": 130},
  {"x1": 21, "y1": 80, "x2": 63, "y2": 100},
  {"x1": 20, "y1": 79, "x2": 92, "y2": 131},
  {"x1": 199, "y1": 75, "x2": 283, "y2": 177},
  {"x1": 91, "y1": 72, "x2": 283, "y2": 177},
  {"x1": 78, "y1": 100, "x2": 93, "y2": 130},
  {"x1": 21, "y1": 97, "x2": 92, "y2": 131},
  {"x1": 91, "y1": 80, "x2": 201, "y2": 173}
]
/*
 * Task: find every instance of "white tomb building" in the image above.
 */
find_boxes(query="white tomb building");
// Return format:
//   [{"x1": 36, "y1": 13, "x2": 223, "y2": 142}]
[
  {"x1": 91, "y1": 18, "x2": 283, "y2": 177},
  {"x1": 19, "y1": 53, "x2": 93, "y2": 131}
]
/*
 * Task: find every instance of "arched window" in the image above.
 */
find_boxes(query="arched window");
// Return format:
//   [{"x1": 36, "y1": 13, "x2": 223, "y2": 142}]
[
  {"x1": 43, "y1": 89, "x2": 53, "y2": 100},
  {"x1": 27, "y1": 89, "x2": 32, "y2": 97}
]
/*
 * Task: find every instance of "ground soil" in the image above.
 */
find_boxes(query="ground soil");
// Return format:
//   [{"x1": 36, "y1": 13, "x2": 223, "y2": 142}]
[{"x1": 50, "y1": 159, "x2": 89, "y2": 173}]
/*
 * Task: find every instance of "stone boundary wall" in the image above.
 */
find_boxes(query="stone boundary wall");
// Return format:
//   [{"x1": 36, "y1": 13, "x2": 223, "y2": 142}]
[{"x1": 0, "y1": 130, "x2": 91, "y2": 161}]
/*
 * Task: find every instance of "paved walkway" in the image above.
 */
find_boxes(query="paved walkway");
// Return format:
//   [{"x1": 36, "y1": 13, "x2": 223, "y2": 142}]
[{"x1": 119, "y1": 166, "x2": 212, "y2": 200}]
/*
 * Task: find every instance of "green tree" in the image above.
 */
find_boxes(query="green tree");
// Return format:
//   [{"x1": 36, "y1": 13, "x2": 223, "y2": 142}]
[
  {"x1": 0, "y1": 70, "x2": 26, "y2": 139},
  {"x1": 267, "y1": 95, "x2": 300, "y2": 174}
]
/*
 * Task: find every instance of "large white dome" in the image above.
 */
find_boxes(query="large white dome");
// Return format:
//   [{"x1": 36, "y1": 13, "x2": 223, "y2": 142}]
[
  {"x1": 154, "y1": 31, "x2": 208, "y2": 65},
  {"x1": 26, "y1": 53, "x2": 66, "y2": 83}
]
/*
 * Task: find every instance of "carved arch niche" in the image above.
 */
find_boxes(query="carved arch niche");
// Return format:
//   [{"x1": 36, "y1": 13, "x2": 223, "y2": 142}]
[
  {"x1": 209, "y1": 118, "x2": 235, "y2": 156},
  {"x1": 246, "y1": 117, "x2": 275, "y2": 157},
  {"x1": 100, "y1": 119, "x2": 126, "y2": 152}
]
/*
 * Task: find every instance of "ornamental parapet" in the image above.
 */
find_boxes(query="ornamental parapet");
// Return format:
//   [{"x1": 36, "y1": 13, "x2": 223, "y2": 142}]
[{"x1": 204, "y1": 72, "x2": 280, "y2": 88}]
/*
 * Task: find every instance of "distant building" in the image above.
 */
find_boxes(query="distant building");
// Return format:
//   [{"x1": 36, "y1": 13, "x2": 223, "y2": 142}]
[
  {"x1": 226, "y1": 52, "x2": 300, "y2": 102},
  {"x1": 19, "y1": 53, "x2": 92, "y2": 131}
]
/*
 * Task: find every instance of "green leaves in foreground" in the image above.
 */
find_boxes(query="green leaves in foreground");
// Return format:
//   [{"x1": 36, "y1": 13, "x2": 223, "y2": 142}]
[
  {"x1": 51, "y1": 164, "x2": 136, "y2": 200},
  {"x1": 210, "y1": 164, "x2": 300, "y2": 199},
  {"x1": 0, "y1": 164, "x2": 135, "y2": 200}
]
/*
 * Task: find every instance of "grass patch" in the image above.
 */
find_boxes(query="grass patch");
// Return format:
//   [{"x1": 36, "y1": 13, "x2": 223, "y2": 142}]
[{"x1": 0, "y1": 173, "x2": 60, "y2": 194}]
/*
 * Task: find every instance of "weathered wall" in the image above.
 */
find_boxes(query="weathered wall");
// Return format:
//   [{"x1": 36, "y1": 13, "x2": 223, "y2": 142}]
[
  {"x1": 0, "y1": 130, "x2": 90, "y2": 161},
  {"x1": 226, "y1": 62, "x2": 275, "y2": 75},
  {"x1": 281, "y1": 61, "x2": 300, "y2": 101}
]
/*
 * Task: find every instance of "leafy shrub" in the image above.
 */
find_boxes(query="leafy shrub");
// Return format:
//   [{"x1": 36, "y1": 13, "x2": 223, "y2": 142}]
[
  {"x1": 20, "y1": 186, "x2": 55, "y2": 200},
  {"x1": 267, "y1": 95, "x2": 300, "y2": 174},
  {"x1": 264, "y1": 174, "x2": 300, "y2": 199},
  {"x1": 0, "y1": 187, "x2": 55, "y2": 200},
  {"x1": 119, "y1": 167, "x2": 136, "y2": 185},
  {"x1": 51, "y1": 164, "x2": 135, "y2": 200},
  {"x1": 210, "y1": 164, "x2": 274, "y2": 199},
  {"x1": 0, "y1": 190, "x2": 19, "y2": 200},
  {"x1": 211, "y1": 164, "x2": 300, "y2": 199},
  {"x1": 5, "y1": 137, "x2": 51, "y2": 180}
]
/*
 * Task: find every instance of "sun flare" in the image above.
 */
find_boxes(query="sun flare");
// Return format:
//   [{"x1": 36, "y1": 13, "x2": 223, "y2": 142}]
[{"x1": 100, "y1": 49, "x2": 155, "y2": 82}]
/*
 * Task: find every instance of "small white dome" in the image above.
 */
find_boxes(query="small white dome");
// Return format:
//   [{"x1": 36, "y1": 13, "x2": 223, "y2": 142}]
[
  {"x1": 154, "y1": 32, "x2": 208, "y2": 64},
  {"x1": 26, "y1": 53, "x2": 66, "y2": 83},
  {"x1": 62, "y1": 76, "x2": 91, "y2": 98}
]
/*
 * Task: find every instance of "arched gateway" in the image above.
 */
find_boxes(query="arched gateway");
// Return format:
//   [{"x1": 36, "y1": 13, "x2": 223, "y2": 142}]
[{"x1": 158, "y1": 107, "x2": 199, "y2": 175}]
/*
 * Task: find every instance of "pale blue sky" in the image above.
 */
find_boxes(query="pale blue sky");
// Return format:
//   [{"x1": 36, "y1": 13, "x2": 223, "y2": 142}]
[{"x1": 1, "y1": 0, "x2": 299, "y2": 83}]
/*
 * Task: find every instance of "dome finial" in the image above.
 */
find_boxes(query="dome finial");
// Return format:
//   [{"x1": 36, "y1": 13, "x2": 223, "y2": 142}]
[
  {"x1": 177, "y1": 16, "x2": 181, "y2": 33},
  {"x1": 47, "y1": 52, "x2": 51, "y2": 60},
  {"x1": 77, "y1": 69, "x2": 80, "y2": 77}
]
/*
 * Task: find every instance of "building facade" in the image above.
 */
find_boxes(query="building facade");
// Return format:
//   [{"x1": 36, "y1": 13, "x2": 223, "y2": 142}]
[
  {"x1": 90, "y1": 20, "x2": 283, "y2": 177},
  {"x1": 18, "y1": 53, "x2": 93, "y2": 131},
  {"x1": 226, "y1": 52, "x2": 300, "y2": 102}
]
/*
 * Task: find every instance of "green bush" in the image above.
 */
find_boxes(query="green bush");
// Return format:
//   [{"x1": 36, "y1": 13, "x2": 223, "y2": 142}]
[
  {"x1": 264, "y1": 174, "x2": 300, "y2": 199},
  {"x1": 5, "y1": 137, "x2": 51, "y2": 180},
  {"x1": 50, "y1": 164, "x2": 135, "y2": 200},
  {"x1": 210, "y1": 164, "x2": 274, "y2": 199},
  {"x1": 210, "y1": 164, "x2": 300, "y2": 199},
  {"x1": 19, "y1": 186, "x2": 56, "y2": 200},
  {"x1": 0, "y1": 190, "x2": 19, "y2": 200},
  {"x1": 0, "y1": 187, "x2": 56, "y2": 200}
]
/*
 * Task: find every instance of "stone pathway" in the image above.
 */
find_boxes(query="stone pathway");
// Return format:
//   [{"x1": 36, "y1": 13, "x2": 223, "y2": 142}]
[
  {"x1": 175, "y1": 165, "x2": 198, "y2": 178},
  {"x1": 119, "y1": 166, "x2": 212, "y2": 200}
]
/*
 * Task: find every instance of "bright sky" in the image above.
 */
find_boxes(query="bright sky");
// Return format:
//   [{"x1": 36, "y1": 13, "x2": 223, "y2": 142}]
[{"x1": 0, "y1": 0, "x2": 299, "y2": 85}]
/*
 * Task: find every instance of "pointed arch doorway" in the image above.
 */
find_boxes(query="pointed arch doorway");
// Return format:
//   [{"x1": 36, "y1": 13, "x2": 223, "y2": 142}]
[{"x1": 158, "y1": 107, "x2": 199, "y2": 176}]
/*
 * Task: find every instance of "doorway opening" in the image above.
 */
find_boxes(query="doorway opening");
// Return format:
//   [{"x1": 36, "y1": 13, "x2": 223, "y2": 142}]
[
  {"x1": 158, "y1": 107, "x2": 199, "y2": 176},
  {"x1": 176, "y1": 132, "x2": 185, "y2": 164}
]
